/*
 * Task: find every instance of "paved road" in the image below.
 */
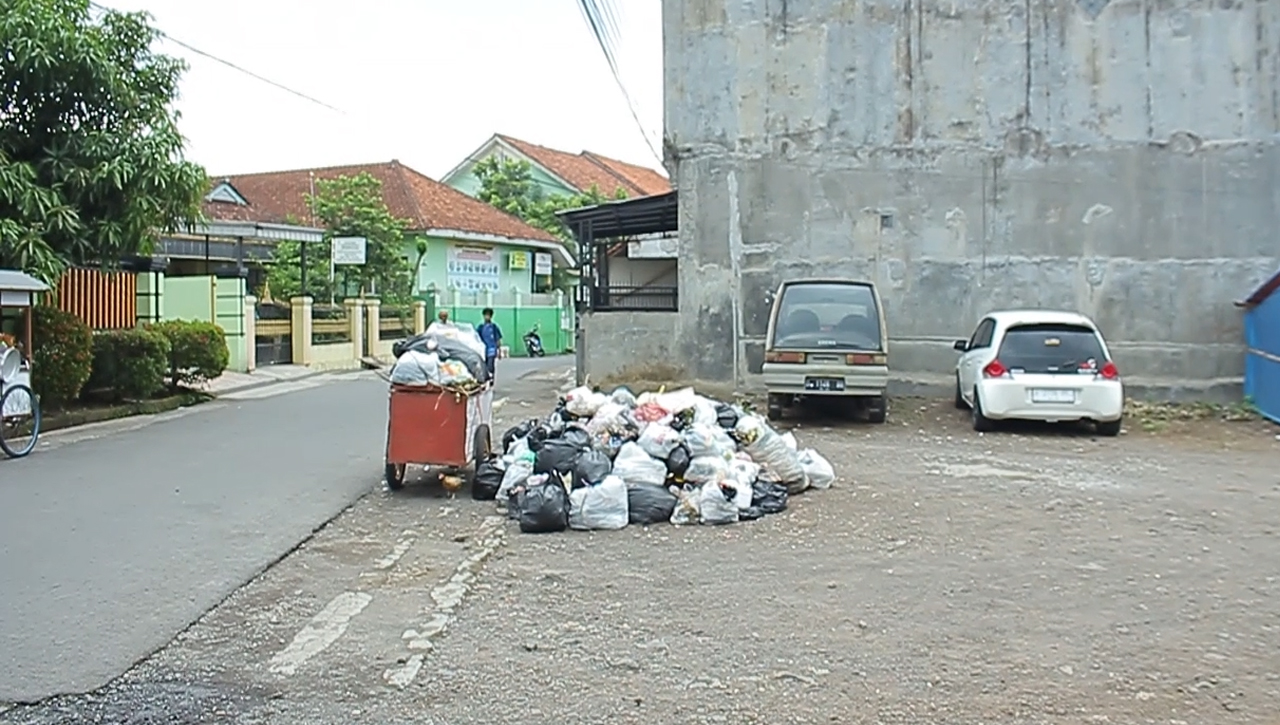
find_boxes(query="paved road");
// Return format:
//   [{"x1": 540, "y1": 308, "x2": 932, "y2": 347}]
[{"x1": 0, "y1": 356, "x2": 569, "y2": 703}]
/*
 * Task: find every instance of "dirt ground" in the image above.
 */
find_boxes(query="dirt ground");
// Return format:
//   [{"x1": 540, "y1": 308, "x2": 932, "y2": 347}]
[{"x1": 4, "y1": 371, "x2": 1278, "y2": 724}]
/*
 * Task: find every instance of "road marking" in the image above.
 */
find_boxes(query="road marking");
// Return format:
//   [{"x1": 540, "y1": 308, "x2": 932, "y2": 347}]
[
  {"x1": 383, "y1": 516, "x2": 506, "y2": 688},
  {"x1": 268, "y1": 591, "x2": 373, "y2": 676},
  {"x1": 373, "y1": 538, "x2": 415, "y2": 570}
]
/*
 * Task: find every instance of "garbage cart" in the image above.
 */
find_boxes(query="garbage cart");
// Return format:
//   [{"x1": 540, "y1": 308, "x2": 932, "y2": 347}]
[{"x1": 384, "y1": 382, "x2": 493, "y2": 491}]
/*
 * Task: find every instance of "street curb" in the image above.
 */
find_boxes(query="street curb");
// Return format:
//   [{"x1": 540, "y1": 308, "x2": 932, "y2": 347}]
[
  {"x1": 39, "y1": 393, "x2": 210, "y2": 435},
  {"x1": 208, "y1": 369, "x2": 330, "y2": 397}
]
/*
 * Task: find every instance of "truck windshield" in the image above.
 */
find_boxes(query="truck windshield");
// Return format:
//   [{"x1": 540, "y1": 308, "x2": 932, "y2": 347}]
[
  {"x1": 771, "y1": 282, "x2": 881, "y2": 351},
  {"x1": 997, "y1": 323, "x2": 1106, "y2": 374}
]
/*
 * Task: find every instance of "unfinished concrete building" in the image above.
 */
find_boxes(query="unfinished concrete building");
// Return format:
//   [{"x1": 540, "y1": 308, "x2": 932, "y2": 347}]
[{"x1": 578, "y1": 0, "x2": 1280, "y2": 399}]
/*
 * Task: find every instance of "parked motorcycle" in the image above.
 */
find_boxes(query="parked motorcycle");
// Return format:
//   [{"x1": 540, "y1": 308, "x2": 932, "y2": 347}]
[{"x1": 523, "y1": 325, "x2": 545, "y2": 357}]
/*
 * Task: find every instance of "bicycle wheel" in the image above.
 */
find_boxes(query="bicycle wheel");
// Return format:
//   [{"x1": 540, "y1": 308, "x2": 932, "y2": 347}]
[{"x1": 0, "y1": 384, "x2": 40, "y2": 459}]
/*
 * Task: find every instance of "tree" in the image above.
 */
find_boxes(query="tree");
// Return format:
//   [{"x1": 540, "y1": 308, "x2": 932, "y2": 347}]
[
  {"x1": 472, "y1": 157, "x2": 626, "y2": 252},
  {"x1": 0, "y1": 0, "x2": 208, "y2": 283},
  {"x1": 264, "y1": 173, "x2": 414, "y2": 304}
]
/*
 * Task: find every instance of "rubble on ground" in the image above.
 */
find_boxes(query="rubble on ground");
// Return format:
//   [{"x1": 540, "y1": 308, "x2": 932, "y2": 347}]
[{"x1": 474, "y1": 385, "x2": 837, "y2": 532}]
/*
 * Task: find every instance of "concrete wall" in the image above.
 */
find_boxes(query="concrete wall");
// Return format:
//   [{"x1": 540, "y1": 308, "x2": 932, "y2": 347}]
[
  {"x1": 657, "y1": 0, "x2": 1280, "y2": 399},
  {"x1": 580, "y1": 312, "x2": 681, "y2": 382}
]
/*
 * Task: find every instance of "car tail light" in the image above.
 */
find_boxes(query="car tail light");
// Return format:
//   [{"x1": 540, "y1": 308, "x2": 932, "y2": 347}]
[
  {"x1": 982, "y1": 359, "x2": 1009, "y2": 378},
  {"x1": 845, "y1": 353, "x2": 886, "y2": 365},
  {"x1": 765, "y1": 351, "x2": 805, "y2": 364},
  {"x1": 1099, "y1": 361, "x2": 1119, "y2": 380}
]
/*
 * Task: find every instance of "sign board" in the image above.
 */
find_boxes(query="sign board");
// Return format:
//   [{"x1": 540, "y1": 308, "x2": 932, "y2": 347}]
[
  {"x1": 534, "y1": 252, "x2": 553, "y2": 276},
  {"x1": 446, "y1": 244, "x2": 500, "y2": 292},
  {"x1": 508, "y1": 251, "x2": 529, "y2": 270},
  {"x1": 332, "y1": 236, "x2": 367, "y2": 265}
]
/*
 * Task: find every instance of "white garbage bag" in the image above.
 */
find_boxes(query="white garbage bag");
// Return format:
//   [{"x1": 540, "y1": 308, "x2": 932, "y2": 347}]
[
  {"x1": 497, "y1": 455, "x2": 535, "y2": 500},
  {"x1": 436, "y1": 359, "x2": 475, "y2": 387},
  {"x1": 698, "y1": 481, "x2": 739, "y2": 525},
  {"x1": 734, "y1": 415, "x2": 806, "y2": 488},
  {"x1": 798, "y1": 448, "x2": 835, "y2": 489},
  {"x1": 682, "y1": 424, "x2": 736, "y2": 459},
  {"x1": 651, "y1": 387, "x2": 698, "y2": 416},
  {"x1": 389, "y1": 350, "x2": 441, "y2": 386},
  {"x1": 780, "y1": 432, "x2": 798, "y2": 451},
  {"x1": 637, "y1": 424, "x2": 682, "y2": 458},
  {"x1": 669, "y1": 484, "x2": 701, "y2": 525},
  {"x1": 727, "y1": 458, "x2": 760, "y2": 509},
  {"x1": 565, "y1": 386, "x2": 609, "y2": 417},
  {"x1": 611, "y1": 442, "x2": 668, "y2": 488},
  {"x1": 569, "y1": 475, "x2": 629, "y2": 530},
  {"x1": 586, "y1": 402, "x2": 632, "y2": 436},
  {"x1": 692, "y1": 396, "x2": 720, "y2": 427},
  {"x1": 426, "y1": 320, "x2": 486, "y2": 358},
  {"x1": 609, "y1": 387, "x2": 638, "y2": 407},
  {"x1": 684, "y1": 456, "x2": 730, "y2": 485}
]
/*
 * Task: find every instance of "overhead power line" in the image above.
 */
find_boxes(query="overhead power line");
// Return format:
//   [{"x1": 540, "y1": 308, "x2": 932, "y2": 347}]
[{"x1": 87, "y1": 1, "x2": 346, "y2": 114}]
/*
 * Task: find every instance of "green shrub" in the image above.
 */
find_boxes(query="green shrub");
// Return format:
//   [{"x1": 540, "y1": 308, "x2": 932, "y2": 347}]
[
  {"x1": 146, "y1": 320, "x2": 230, "y2": 389},
  {"x1": 31, "y1": 306, "x2": 94, "y2": 408},
  {"x1": 88, "y1": 328, "x2": 171, "y2": 401}
]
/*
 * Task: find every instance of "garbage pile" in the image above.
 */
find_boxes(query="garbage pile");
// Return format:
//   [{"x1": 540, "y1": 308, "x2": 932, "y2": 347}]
[
  {"x1": 388, "y1": 321, "x2": 490, "y2": 390},
  {"x1": 472, "y1": 385, "x2": 836, "y2": 533}
]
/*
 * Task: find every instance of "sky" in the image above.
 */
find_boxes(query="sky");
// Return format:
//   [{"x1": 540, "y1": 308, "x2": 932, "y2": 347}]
[{"x1": 95, "y1": 0, "x2": 665, "y2": 179}]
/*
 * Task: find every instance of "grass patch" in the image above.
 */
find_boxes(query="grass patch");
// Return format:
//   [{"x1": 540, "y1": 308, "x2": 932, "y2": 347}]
[
  {"x1": 41, "y1": 391, "x2": 213, "y2": 434},
  {"x1": 1125, "y1": 397, "x2": 1260, "y2": 433}
]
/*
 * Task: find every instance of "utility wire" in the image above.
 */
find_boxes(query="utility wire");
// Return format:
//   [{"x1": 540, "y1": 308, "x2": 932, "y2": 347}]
[
  {"x1": 87, "y1": 1, "x2": 346, "y2": 114},
  {"x1": 574, "y1": 0, "x2": 664, "y2": 167}
]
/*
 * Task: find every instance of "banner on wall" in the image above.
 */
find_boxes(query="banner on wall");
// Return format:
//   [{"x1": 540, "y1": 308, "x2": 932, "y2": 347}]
[
  {"x1": 534, "y1": 252, "x2": 553, "y2": 276},
  {"x1": 446, "y1": 244, "x2": 500, "y2": 293}
]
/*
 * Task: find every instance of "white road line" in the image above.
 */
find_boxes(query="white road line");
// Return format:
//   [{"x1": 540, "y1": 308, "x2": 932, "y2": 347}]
[
  {"x1": 373, "y1": 538, "x2": 415, "y2": 570},
  {"x1": 383, "y1": 516, "x2": 506, "y2": 688},
  {"x1": 268, "y1": 591, "x2": 373, "y2": 676}
]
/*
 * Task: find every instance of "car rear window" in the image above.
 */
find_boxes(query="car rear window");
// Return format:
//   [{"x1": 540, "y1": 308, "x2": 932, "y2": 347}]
[
  {"x1": 997, "y1": 323, "x2": 1106, "y2": 374},
  {"x1": 771, "y1": 282, "x2": 881, "y2": 350}
]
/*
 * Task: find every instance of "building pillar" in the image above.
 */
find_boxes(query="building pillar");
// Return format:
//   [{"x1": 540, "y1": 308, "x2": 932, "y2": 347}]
[
  {"x1": 244, "y1": 294, "x2": 257, "y2": 372},
  {"x1": 344, "y1": 298, "x2": 365, "y2": 360},
  {"x1": 363, "y1": 298, "x2": 382, "y2": 357},
  {"x1": 412, "y1": 300, "x2": 427, "y2": 334},
  {"x1": 290, "y1": 296, "x2": 313, "y2": 365}
]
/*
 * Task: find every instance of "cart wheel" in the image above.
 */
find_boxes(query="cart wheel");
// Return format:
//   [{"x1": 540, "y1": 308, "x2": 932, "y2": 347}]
[
  {"x1": 472, "y1": 424, "x2": 492, "y2": 469},
  {"x1": 385, "y1": 462, "x2": 406, "y2": 491}
]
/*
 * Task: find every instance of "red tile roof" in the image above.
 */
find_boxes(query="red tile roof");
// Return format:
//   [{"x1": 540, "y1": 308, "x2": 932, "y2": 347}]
[
  {"x1": 496, "y1": 135, "x2": 671, "y2": 198},
  {"x1": 202, "y1": 160, "x2": 559, "y2": 242}
]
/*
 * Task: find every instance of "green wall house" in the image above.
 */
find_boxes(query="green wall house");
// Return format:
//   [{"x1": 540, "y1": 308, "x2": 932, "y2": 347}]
[
  {"x1": 441, "y1": 133, "x2": 673, "y2": 200},
  {"x1": 202, "y1": 160, "x2": 577, "y2": 355}
]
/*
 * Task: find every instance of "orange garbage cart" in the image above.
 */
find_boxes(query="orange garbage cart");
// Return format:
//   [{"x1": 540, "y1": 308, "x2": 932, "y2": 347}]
[{"x1": 384, "y1": 382, "x2": 494, "y2": 490}]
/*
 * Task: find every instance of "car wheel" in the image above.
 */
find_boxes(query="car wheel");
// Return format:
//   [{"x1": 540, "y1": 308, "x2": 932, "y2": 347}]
[
  {"x1": 866, "y1": 394, "x2": 887, "y2": 424},
  {"x1": 971, "y1": 389, "x2": 995, "y2": 433},
  {"x1": 766, "y1": 393, "x2": 785, "y2": 422},
  {"x1": 953, "y1": 374, "x2": 967, "y2": 410},
  {"x1": 1095, "y1": 418, "x2": 1122, "y2": 437}
]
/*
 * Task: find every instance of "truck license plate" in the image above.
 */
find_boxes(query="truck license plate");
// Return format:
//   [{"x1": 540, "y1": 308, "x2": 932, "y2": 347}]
[
  {"x1": 804, "y1": 377, "x2": 845, "y2": 392},
  {"x1": 1031, "y1": 388, "x2": 1075, "y2": 404}
]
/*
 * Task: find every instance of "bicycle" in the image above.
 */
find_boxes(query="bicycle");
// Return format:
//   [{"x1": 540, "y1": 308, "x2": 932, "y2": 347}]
[{"x1": 0, "y1": 344, "x2": 40, "y2": 459}]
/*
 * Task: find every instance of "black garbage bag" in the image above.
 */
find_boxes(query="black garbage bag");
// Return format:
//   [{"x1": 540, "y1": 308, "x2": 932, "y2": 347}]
[
  {"x1": 751, "y1": 480, "x2": 789, "y2": 515},
  {"x1": 527, "y1": 424, "x2": 553, "y2": 451},
  {"x1": 574, "y1": 448, "x2": 613, "y2": 485},
  {"x1": 535, "y1": 437, "x2": 584, "y2": 475},
  {"x1": 628, "y1": 483, "x2": 679, "y2": 525},
  {"x1": 665, "y1": 444, "x2": 692, "y2": 476},
  {"x1": 502, "y1": 420, "x2": 538, "y2": 453},
  {"x1": 432, "y1": 336, "x2": 489, "y2": 383},
  {"x1": 715, "y1": 403, "x2": 740, "y2": 430},
  {"x1": 560, "y1": 426, "x2": 593, "y2": 450},
  {"x1": 739, "y1": 505, "x2": 765, "y2": 521},
  {"x1": 472, "y1": 457, "x2": 504, "y2": 500},
  {"x1": 506, "y1": 487, "x2": 524, "y2": 520},
  {"x1": 519, "y1": 476, "x2": 569, "y2": 533},
  {"x1": 391, "y1": 332, "x2": 430, "y2": 359}
]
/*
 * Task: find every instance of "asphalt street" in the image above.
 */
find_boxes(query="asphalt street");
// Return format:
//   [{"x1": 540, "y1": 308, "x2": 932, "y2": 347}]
[{"x1": 0, "y1": 355, "x2": 569, "y2": 704}]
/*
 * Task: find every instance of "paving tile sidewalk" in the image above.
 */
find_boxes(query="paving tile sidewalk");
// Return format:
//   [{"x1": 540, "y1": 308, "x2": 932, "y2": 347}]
[{"x1": 201, "y1": 365, "x2": 325, "y2": 396}]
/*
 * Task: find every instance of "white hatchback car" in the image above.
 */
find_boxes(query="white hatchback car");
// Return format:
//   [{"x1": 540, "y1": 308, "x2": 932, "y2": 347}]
[{"x1": 952, "y1": 310, "x2": 1124, "y2": 436}]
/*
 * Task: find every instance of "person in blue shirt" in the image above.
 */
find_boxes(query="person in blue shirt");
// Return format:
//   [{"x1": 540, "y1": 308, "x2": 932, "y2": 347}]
[{"x1": 477, "y1": 308, "x2": 502, "y2": 381}]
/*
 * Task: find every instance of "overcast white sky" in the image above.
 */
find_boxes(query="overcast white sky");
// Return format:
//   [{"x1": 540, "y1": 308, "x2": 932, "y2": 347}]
[{"x1": 96, "y1": 0, "x2": 664, "y2": 179}]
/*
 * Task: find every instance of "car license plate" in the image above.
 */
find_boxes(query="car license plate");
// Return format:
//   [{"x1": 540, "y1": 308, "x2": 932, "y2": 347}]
[
  {"x1": 1031, "y1": 388, "x2": 1075, "y2": 404},
  {"x1": 804, "y1": 377, "x2": 845, "y2": 392}
]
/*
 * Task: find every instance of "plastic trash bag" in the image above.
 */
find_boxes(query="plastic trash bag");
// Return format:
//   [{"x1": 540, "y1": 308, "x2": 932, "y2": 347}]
[
  {"x1": 627, "y1": 483, "x2": 679, "y2": 525},
  {"x1": 437, "y1": 359, "x2": 474, "y2": 387},
  {"x1": 698, "y1": 481, "x2": 740, "y2": 525},
  {"x1": 682, "y1": 424, "x2": 736, "y2": 459},
  {"x1": 611, "y1": 442, "x2": 668, "y2": 488},
  {"x1": 585, "y1": 402, "x2": 634, "y2": 437},
  {"x1": 502, "y1": 420, "x2": 538, "y2": 453},
  {"x1": 561, "y1": 426, "x2": 593, "y2": 450},
  {"x1": 610, "y1": 386, "x2": 638, "y2": 407},
  {"x1": 519, "y1": 474, "x2": 570, "y2": 534},
  {"x1": 692, "y1": 397, "x2": 720, "y2": 427},
  {"x1": 726, "y1": 459, "x2": 757, "y2": 509},
  {"x1": 497, "y1": 455, "x2": 535, "y2": 500},
  {"x1": 652, "y1": 387, "x2": 698, "y2": 416},
  {"x1": 535, "y1": 437, "x2": 584, "y2": 475},
  {"x1": 565, "y1": 386, "x2": 609, "y2": 418},
  {"x1": 569, "y1": 475, "x2": 629, "y2": 531},
  {"x1": 669, "y1": 484, "x2": 701, "y2": 525},
  {"x1": 633, "y1": 401, "x2": 670, "y2": 424},
  {"x1": 389, "y1": 350, "x2": 441, "y2": 386},
  {"x1": 735, "y1": 415, "x2": 806, "y2": 488},
  {"x1": 637, "y1": 424, "x2": 682, "y2": 458},
  {"x1": 665, "y1": 444, "x2": 691, "y2": 477},
  {"x1": 426, "y1": 320, "x2": 486, "y2": 357},
  {"x1": 685, "y1": 456, "x2": 730, "y2": 485},
  {"x1": 798, "y1": 448, "x2": 835, "y2": 489},
  {"x1": 780, "y1": 431, "x2": 798, "y2": 451},
  {"x1": 472, "y1": 457, "x2": 504, "y2": 500},
  {"x1": 751, "y1": 480, "x2": 789, "y2": 515},
  {"x1": 715, "y1": 403, "x2": 740, "y2": 430},
  {"x1": 574, "y1": 448, "x2": 613, "y2": 485},
  {"x1": 738, "y1": 505, "x2": 764, "y2": 521}
]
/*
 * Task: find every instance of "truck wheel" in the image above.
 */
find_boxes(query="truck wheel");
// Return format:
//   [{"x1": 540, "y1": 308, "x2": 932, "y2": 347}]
[
  {"x1": 866, "y1": 395, "x2": 887, "y2": 424},
  {"x1": 766, "y1": 393, "x2": 785, "y2": 421}
]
